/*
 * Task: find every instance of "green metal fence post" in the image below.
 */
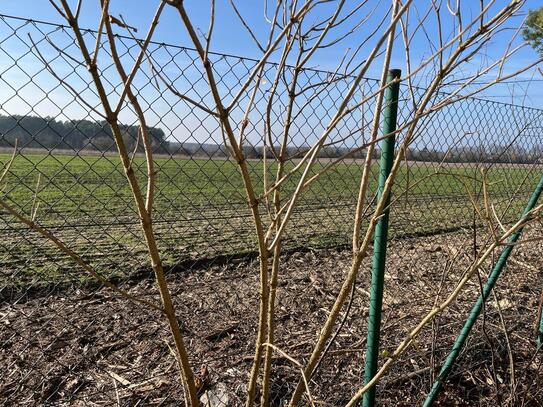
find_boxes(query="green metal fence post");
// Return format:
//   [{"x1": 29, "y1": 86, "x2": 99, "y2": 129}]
[
  {"x1": 423, "y1": 172, "x2": 543, "y2": 407},
  {"x1": 362, "y1": 68, "x2": 401, "y2": 407},
  {"x1": 537, "y1": 297, "x2": 543, "y2": 350}
]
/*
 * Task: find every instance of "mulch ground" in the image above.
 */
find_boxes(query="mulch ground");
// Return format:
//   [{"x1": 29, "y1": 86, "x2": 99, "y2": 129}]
[{"x1": 1, "y1": 226, "x2": 543, "y2": 406}]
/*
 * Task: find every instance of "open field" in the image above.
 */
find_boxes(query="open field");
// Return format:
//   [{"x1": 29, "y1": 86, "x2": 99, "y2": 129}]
[{"x1": 0, "y1": 152, "x2": 541, "y2": 293}]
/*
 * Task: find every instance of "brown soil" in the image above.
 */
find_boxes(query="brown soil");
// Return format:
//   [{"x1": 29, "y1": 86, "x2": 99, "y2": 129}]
[{"x1": 1, "y1": 227, "x2": 543, "y2": 406}]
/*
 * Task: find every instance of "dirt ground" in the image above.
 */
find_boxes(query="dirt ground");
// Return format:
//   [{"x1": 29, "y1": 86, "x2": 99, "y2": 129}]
[{"x1": 1, "y1": 227, "x2": 543, "y2": 406}]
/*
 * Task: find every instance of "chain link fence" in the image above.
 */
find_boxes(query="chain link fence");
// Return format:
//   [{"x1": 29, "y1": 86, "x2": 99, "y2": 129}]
[{"x1": 1, "y1": 14, "x2": 543, "y2": 406}]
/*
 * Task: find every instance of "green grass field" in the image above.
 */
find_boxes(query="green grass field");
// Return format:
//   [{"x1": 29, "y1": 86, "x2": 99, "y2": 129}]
[{"x1": 0, "y1": 152, "x2": 540, "y2": 291}]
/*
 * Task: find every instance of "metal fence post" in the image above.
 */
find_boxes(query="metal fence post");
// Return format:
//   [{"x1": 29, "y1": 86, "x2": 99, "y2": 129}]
[
  {"x1": 362, "y1": 68, "x2": 401, "y2": 407},
  {"x1": 537, "y1": 299, "x2": 543, "y2": 350},
  {"x1": 423, "y1": 172, "x2": 543, "y2": 406}
]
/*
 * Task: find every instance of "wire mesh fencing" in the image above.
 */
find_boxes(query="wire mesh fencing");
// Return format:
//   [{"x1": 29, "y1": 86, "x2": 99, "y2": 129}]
[{"x1": 1, "y1": 13, "x2": 543, "y2": 406}]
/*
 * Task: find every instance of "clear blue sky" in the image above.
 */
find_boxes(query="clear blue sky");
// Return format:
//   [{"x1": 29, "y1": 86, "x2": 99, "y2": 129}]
[
  {"x1": 1, "y1": 1, "x2": 543, "y2": 148},
  {"x1": 1, "y1": 1, "x2": 542, "y2": 81}
]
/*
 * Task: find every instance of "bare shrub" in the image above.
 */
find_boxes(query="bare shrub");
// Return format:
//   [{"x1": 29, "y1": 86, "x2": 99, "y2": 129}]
[{"x1": 2, "y1": 1, "x2": 542, "y2": 406}]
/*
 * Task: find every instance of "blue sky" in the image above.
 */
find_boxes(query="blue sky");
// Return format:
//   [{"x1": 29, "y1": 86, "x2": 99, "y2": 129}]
[
  {"x1": 1, "y1": 1, "x2": 543, "y2": 148},
  {"x1": 2, "y1": 1, "x2": 542, "y2": 79}
]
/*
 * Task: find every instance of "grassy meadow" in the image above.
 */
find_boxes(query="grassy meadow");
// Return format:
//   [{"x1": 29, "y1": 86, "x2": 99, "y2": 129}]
[{"x1": 0, "y1": 152, "x2": 539, "y2": 290}]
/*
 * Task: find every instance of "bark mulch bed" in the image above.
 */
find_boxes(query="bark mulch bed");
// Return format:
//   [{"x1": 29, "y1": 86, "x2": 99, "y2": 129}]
[{"x1": 1, "y1": 227, "x2": 543, "y2": 406}]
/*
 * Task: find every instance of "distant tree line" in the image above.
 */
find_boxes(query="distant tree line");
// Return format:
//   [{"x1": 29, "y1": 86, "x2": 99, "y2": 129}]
[
  {"x1": 172, "y1": 143, "x2": 369, "y2": 159},
  {"x1": 1, "y1": 115, "x2": 540, "y2": 163},
  {"x1": 405, "y1": 143, "x2": 543, "y2": 164},
  {"x1": 180, "y1": 143, "x2": 542, "y2": 164},
  {"x1": 0, "y1": 114, "x2": 169, "y2": 153}
]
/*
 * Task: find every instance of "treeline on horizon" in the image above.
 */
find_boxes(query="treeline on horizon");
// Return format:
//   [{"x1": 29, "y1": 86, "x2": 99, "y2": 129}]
[
  {"x1": 0, "y1": 114, "x2": 168, "y2": 153},
  {"x1": 0, "y1": 114, "x2": 540, "y2": 164}
]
